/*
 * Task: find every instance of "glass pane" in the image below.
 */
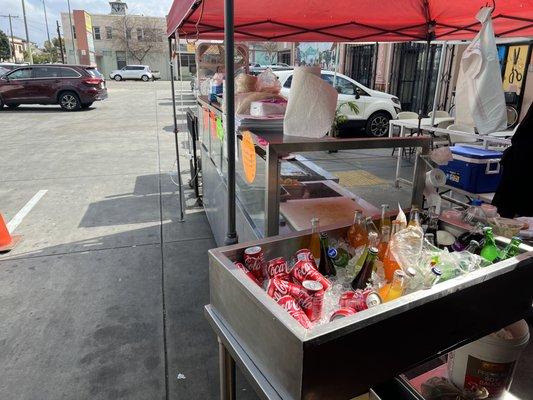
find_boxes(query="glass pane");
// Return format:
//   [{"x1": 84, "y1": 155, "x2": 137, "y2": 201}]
[
  {"x1": 34, "y1": 67, "x2": 61, "y2": 78},
  {"x1": 8, "y1": 68, "x2": 32, "y2": 79},
  {"x1": 61, "y1": 68, "x2": 79, "y2": 77}
]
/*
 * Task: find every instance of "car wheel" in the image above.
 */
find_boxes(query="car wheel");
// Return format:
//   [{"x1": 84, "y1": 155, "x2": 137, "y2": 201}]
[
  {"x1": 365, "y1": 112, "x2": 390, "y2": 137},
  {"x1": 114, "y1": 75, "x2": 122, "y2": 81},
  {"x1": 81, "y1": 102, "x2": 93, "y2": 109},
  {"x1": 141, "y1": 75, "x2": 150, "y2": 82},
  {"x1": 59, "y1": 92, "x2": 81, "y2": 111},
  {"x1": 7, "y1": 103, "x2": 20, "y2": 109}
]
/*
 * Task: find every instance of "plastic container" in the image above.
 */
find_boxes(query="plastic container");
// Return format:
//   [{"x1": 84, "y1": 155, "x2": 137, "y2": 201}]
[
  {"x1": 448, "y1": 320, "x2": 530, "y2": 398},
  {"x1": 439, "y1": 146, "x2": 503, "y2": 193}
]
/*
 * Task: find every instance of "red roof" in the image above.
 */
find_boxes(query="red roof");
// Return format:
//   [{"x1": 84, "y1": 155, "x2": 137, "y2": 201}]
[{"x1": 166, "y1": 0, "x2": 533, "y2": 41}]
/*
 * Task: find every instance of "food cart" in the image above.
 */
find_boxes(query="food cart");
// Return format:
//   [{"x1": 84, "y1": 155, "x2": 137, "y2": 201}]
[{"x1": 166, "y1": 1, "x2": 533, "y2": 399}]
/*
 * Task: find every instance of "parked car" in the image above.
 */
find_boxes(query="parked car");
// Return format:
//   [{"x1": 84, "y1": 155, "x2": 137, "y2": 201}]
[
  {"x1": 0, "y1": 64, "x2": 108, "y2": 111},
  {"x1": 0, "y1": 62, "x2": 29, "y2": 71},
  {"x1": 273, "y1": 70, "x2": 402, "y2": 137},
  {"x1": 109, "y1": 65, "x2": 155, "y2": 81},
  {"x1": 0, "y1": 66, "x2": 9, "y2": 77}
]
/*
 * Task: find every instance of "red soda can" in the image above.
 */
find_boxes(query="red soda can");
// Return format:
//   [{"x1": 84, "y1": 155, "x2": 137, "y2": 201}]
[
  {"x1": 266, "y1": 257, "x2": 291, "y2": 281},
  {"x1": 302, "y1": 280, "x2": 324, "y2": 322},
  {"x1": 277, "y1": 295, "x2": 312, "y2": 329},
  {"x1": 235, "y1": 262, "x2": 261, "y2": 286},
  {"x1": 265, "y1": 278, "x2": 310, "y2": 304},
  {"x1": 294, "y1": 249, "x2": 317, "y2": 269},
  {"x1": 291, "y1": 260, "x2": 331, "y2": 290},
  {"x1": 339, "y1": 289, "x2": 382, "y2": 311},
  {"x1": 244, "y1": 246, "x2": 265, "y2": 281},
  {"x1": 329, "y1": 307, "x2": 357, "y2": 322}
]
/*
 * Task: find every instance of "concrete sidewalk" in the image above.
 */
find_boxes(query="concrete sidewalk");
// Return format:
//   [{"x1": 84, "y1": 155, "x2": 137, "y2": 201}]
[{"x1": 0, "y1": 81, "x2": 255, "y2": 400}]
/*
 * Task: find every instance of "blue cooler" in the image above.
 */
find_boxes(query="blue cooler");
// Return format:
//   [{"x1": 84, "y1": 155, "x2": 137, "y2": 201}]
[{"x1": 439, "y1": 146, "x2": 503, "y2": 193}]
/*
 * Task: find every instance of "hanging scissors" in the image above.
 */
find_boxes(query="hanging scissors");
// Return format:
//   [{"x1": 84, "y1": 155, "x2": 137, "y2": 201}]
[{"x1": 509, "y1": 47, "x2": 523, "y2": 84}]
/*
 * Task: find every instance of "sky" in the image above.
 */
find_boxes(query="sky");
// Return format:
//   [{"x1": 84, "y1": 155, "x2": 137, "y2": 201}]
[{"x1": 0, "y1": 0, "x2": 173, "y2": 46}]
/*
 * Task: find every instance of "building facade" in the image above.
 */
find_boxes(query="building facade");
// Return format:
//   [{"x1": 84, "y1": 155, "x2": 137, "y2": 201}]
[
  {"x1": 60, "y1": 0, "x2": 195, "y2": 80},
  {"x1": 6, "y1": 36, "x2": 29, "y2": 63}
]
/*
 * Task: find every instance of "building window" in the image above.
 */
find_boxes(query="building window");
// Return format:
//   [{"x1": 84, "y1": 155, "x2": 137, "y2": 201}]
[
  {"x1": 73, "y1": 26, "x2": 76, "y2": 39},
  {"x1": 126, "y1": 28, "x2": 131, "y2": 39},
  {"x1": 105, "y1": 26, "x2": 112, "y2": 39},
  {"x1": 93, "y1": 26, "x2": 101, "y2": 40},
  {"x1": 137, "y1": 28, "x2": 143, "y2": 40}
]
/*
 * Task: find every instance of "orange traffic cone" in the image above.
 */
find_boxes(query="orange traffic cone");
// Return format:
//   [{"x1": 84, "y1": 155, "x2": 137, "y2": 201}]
[{"x1": 0, "y1": 214, "x2": 22, "y2": 253}]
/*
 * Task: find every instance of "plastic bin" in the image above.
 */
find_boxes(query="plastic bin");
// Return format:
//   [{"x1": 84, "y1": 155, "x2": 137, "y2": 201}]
[{"x1": 439, "y1": 146, "x2": 503, "y2": 193}]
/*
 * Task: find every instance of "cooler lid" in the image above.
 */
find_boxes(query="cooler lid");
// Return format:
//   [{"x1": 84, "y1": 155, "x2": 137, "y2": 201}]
[{"x1": 450, "y1": 145, "x2": 503, "y2": 159}]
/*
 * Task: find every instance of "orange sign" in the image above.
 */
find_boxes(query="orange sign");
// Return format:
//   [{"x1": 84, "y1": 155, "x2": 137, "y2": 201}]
[{"x1": 240, "y1": 131, "x2": 256, "y2": 184}]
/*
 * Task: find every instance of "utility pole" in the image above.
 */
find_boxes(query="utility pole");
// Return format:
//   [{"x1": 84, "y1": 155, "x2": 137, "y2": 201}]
[
  {"x1": 66, "y1": 0, "x2": 77, "y2": 64},
  {"x1": 0, "y1": 14, "x2": 20, "y2": 63},
  {"x1": 42, "y1": 0, "x2": 53, "y2": 62},
  {"x1": 21, "y1": 0, "x2": 33, "y2": 64},
  {"x1": 56, "y1": 20, "x2": 65, "y2": 64}
]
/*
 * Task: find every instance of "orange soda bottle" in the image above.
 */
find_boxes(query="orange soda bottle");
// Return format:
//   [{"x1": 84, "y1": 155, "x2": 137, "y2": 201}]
[
  {"x1": 347, "y1": 210, "x2": 368, "y2": 248},
  {"x1": 378, "y1": 204, "x2": 391, "y2": 260},
  {"x1": 309, "y1": 217, "x2": 321, "y2": 267},
  {"x1": 383, "y1": 220, "x2": 402, "y2": 282},
  {"x1": 408, "y1": 207, "x2": 422, "y2": 228},
  {"x1": 379, "y1": 269, "x2": 406, "y2": 302}
]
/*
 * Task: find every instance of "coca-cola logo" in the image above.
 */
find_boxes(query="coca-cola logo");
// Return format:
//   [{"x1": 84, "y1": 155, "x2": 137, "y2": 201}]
[
  {"x1": 246, "y1": 258, "x2": 263, "y2": 272},
  {"x1": 268, "y1": 260, "x2": 288, "y2": 277},
  {"x1": 293, "y1": 261, "x2": 314, "y2": 280}
]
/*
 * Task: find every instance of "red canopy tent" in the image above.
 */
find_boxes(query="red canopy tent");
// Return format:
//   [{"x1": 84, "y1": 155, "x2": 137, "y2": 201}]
[
  {"x1": 167, "y1": 0, "x2": 533, "y2": 41},
  {"x1": 165, "y1": 0, "x2": 533, "y2": 245}
]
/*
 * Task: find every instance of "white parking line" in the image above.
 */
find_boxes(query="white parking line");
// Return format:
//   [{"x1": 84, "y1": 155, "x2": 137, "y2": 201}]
[{"x1": 7, "y1": 190, "x2": 48, "y2": 233}]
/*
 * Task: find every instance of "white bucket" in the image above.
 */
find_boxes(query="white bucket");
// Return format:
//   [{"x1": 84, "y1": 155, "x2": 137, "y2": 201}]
[{"x1": 448, "y1": 320, "x2": 530, "y2": 398}]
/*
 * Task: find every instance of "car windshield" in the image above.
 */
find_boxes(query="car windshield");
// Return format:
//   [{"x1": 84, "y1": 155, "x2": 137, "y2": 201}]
[{"x1": 0, "y1": 67, "x2": 8, "y2": 77}]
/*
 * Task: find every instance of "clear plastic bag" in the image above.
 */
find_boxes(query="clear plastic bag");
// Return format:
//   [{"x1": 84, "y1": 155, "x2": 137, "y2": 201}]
[{"x1": 256, "y1": 68, "x2": 282, "y2": 94}]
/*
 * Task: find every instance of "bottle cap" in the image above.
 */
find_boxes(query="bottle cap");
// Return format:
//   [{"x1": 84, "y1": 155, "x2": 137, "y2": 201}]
[
  {"x1": 368, "y1": 247, "x2": 379, "y2": 255},
  {"x1": 319, "y1": 232, "x2": 328, "y2": 238},
  {"x1": 327, "y1": 247, "x2": 338, "y2": 258},
  {"x1": 393, "y1": 269, "x2": 406, "y2": 279},
  {"x1": 471, "y1": 199, "x2": 483, "y2": 206},
  {"x1": 406, "y1": 267, "x2": 417, "y2": 277},
  {"x1": 431, "y1": 267, "x2": 442, "y2": 276},
  {"x1": 483, "y1": 226, "x2": 492, "y2": 233},
  {"x1": 469, "y1": 240, "x2": 480, "y2": 247}
]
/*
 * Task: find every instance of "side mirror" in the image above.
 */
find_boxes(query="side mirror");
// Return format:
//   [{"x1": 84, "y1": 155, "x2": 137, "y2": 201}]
[{"x1": 354, "y1": 92, "x2": 360, "y2": 99}]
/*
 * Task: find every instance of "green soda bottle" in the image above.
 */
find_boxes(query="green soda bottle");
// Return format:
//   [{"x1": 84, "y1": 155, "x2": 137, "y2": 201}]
[
  {"x1": 496, "y1": 236, "x2": 522, "y2": 262},
  {"x1": 480, "y1": 227, "x2": 500, "y2": 263}
]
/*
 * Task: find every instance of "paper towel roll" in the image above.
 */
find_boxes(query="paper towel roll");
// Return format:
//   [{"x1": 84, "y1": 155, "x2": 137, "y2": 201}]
[
  {"x1": 425, "y1": 168, "x2": 447, "y2": 187},
  {"x1": 283, "y1": 66, "x2": 338, "y2": 138}
]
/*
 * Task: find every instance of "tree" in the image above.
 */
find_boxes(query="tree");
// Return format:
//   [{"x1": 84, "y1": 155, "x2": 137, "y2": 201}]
[
  {"x1": 0, "y1": 30, "x2": 10, "y2": 61},
  {"x1": 112, "y1": 15, "x2": 164, "y2": 64},
  {"x1": 257, "y1": 42, "x2": 279, "y2": 64},
  {"x1": 28, "y1": 38, "x2": 65, "y2": 64}
]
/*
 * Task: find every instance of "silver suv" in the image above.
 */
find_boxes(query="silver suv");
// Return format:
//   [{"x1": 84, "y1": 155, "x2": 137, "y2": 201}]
[{"x1": 109, "y1": 65, "x2": 156, "y2": 82}]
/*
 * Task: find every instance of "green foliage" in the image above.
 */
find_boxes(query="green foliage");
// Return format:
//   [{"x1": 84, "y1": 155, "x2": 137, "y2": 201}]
[
  {"x1": 330, "y1": 101, "x2": 360, "y2": 136},
  {"x1": 25, "y1": 38, "x2": 66, "y2": 63},
  {"x1": 0, "y1": 30, "x2": 10, "y2": 60}
]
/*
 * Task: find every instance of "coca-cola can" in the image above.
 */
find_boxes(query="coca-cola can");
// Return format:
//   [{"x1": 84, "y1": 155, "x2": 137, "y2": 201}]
[
  {"x1": 277, "y1": 295, "x2": 312, "y2": 329},
  {"x1": 244, "y1": 246, "x2": 265, "y2": 281},
  {"x1": 329, "y1": 307, "x2": 357, "y2": 322},
  {"x1": 266, "y1": 257, "x2": 291, "y2": 281},
  {"x1": 302, "y1": 280, "x2": 324, "y2": 322},
  {"x1": 294, "y1": 249, "x2": 317, "y2": 269},
  {"x1": 265, "y1": 278, "x2": 310, "y2": 304},
  {"x1": 291, "y1": 260, "x2": 331, "y2": 290},
  {"x1": 234, "y1": 262, "x2": 261, "y2": 286},
  {"x1": 339, "y1": 289, "x2": 382, "y2": 311}
]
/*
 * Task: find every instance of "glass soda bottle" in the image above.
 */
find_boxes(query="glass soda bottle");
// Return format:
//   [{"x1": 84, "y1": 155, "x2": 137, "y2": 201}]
[
  {"x1": 365, "y1": 217, "x2": 381, "y2": 248},
  {"x1": 408, "y1": 207, "x2": 422, "y2": 229},
  {"x1": 464, "y1": 239, "x2": 481, "y2": 254},
  {"x1": 480, "y1": 227, "x2": 500, "y2": 262},
  {"x1": 380, "y1": 269, "x2": 406, "y2": 302},
  {"x1": 380, "y1": 204, "x2": 391, "y2": 232},
  {"x1": 319, "y1": 232, "x2": 336, "y2": 276},
  {"x1": 351, "y1": 247, "x2": 378, "y2": 290},
  {"x1": 309, "y1": 217, "x2": 321, "y2": 267},
  {"x1": 383, "y1": 220, "x2": 401, "y2": 282},
  {"x1": 347, "y1": 210, "x2": 368, "y2": 248},
  {"x1": 378, "y1": 225, "x2": 390, "y2": 261},
  {"x1": 496, "y1": 236, "x2": 522, "y2": 261},
  {"x1": 327, "y1": 247, "x2": 350, "y2": 269}
]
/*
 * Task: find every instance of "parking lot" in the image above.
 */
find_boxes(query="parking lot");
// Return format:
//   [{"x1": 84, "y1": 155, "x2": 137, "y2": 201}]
[{"x1": 1, "y1": 80, "x2": 531, "y2": 399}]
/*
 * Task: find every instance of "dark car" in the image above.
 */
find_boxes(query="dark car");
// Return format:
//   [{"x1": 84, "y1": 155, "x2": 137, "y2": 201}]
[{"x1": 0, "y1": 64, "x2": 108, "y2": 111}]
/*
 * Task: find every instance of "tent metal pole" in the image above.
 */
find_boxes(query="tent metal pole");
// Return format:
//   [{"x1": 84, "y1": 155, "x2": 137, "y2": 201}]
[
  {"x1": 168, "y1": 35, "x2": 185, "y2": 222},
  {"x1": 417, "y1": 38, "x2": 432, "y2": 134},
  {"x1": 430, "y1": 42, "x2": 447, "y2": 126},
  {"x1": 224, "y1": 0, "x2": 238, "y2": 245}
]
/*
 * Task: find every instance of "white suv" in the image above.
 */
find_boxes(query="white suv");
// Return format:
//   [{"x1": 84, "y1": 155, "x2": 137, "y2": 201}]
[
  {"x1": 109, "y1": 65, "x2": 154, "y2": 82},
  {"x1": 274, "y1": 70, "x2": 402, "y2": 137}
]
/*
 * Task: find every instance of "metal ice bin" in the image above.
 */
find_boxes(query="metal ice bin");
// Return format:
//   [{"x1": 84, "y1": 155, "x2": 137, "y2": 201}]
[{"x1": 208, "y1": 224, "x2": 533, "y2": 400}]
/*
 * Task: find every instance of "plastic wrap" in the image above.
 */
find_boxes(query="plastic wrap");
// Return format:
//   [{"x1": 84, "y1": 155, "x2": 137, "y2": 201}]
[
  {"x1": 256, "y1": 68, "x2": 282, "y2": 94},
  {"x1": 235, "y1": 73, "x2": 258, "y2": 93}
]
